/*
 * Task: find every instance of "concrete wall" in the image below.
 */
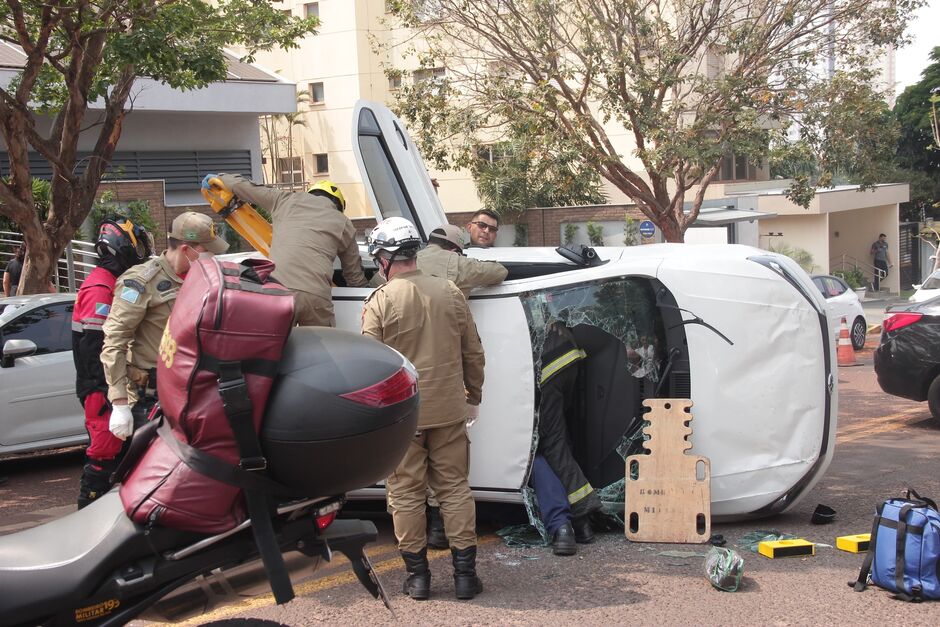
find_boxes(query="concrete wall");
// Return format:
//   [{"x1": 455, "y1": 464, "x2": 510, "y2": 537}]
[{"x1": 758, "y1": 213, "x2": 830, "y2": 274}]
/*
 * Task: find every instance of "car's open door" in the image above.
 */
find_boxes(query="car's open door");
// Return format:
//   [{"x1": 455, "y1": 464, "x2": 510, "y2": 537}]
[{"x1": 351, "y1": 100, "x2": 447, "y2": 240}]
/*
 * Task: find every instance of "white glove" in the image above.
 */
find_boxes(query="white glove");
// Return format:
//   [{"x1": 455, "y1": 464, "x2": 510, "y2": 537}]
[
  {"x1": 466, "y1": 404, "x2": 480, "y2": 428},
  {"x1": 109, "y1": 404, "x2": 134, "y2": 440}
]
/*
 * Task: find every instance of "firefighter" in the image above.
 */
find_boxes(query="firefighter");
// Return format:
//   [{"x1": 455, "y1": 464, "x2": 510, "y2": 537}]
[
  {"x1": 102, "y1": 212, "x2": 228, "y2": 441},
  {"x1": 417, "y1": 224, "x2": 507, "y2": 299},
  {"x1": 72, "y1": 217, "x2": 152, "y2": 508},
  {"x1": 537, "y1": 319, "x2": 603, "y2": 544},
  {"x1": 361, "y1": 217, "x2": 486, "y2": 601},
  {"x1": 415, "y1": 223, "x2": 506, "y2": 549},
  {"x1": 209, "y1": 174, "x2": 369, "y2": 326}
]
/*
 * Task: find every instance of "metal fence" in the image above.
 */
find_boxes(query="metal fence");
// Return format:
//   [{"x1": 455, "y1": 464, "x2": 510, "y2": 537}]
[
  {"x1": 829, "y1": 253, "x2": 887, "y2": 291},
  {"x1": 1, "y1": 230, "x2": 99, "y2": 293}
]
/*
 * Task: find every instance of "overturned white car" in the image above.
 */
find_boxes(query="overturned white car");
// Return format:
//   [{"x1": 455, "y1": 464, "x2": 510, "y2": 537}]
[{"x1": 296, "y1": 101, "x2": 837, "y2": 520}]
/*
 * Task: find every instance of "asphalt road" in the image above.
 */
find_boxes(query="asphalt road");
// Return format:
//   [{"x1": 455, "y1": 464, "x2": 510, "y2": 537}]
[{"x1": 2, "y1": 341, "x2": 938, "y2": 625}]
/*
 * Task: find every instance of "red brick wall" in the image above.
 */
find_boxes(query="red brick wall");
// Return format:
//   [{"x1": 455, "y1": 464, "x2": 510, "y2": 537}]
[{"x1": 96, "y1": 180, "x2": 218, "y2": 252}]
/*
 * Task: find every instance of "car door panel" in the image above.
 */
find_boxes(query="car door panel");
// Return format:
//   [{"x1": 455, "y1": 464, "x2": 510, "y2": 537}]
[{"x1": 0, "y1": 352, "x2": 83, "y2": 447}]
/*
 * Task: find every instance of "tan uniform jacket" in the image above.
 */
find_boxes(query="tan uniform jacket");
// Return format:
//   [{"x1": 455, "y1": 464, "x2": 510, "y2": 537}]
[
  {"x1": 218, "y1": 174, "x2": 368, "y2": 298},
  {"x1": 416, "y1": 244, "x2": 507, "y2": 298},
  {"x1": 101, "y1": 254, "x2": 182, "y2": 402},
  {"x1": 361, "y1": 269, "x2": 485, "y2": 429}
]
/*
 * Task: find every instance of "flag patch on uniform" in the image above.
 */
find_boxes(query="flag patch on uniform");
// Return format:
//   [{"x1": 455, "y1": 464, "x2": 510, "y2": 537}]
[
  {"x1": 120, "y1": 286, "x2": 140, "y2": 304},
  {"x1": 94, "y1": 302, "x2": 110, "y2": 316}
]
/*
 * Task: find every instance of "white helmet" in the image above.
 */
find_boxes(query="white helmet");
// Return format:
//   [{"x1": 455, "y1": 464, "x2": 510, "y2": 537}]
[{"x1": 367, "y1": 217, "x2": 422, "y2": 258}]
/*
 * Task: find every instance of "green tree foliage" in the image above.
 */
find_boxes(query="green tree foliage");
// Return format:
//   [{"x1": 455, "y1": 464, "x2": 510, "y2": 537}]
[
  {"x1": 769, "y1": 242, "x2": 817, "y2": 274},
  {"x1": 586, "y1": 221, "x2": 604, "y2": 246},
  {"x1": 893, "y1": 46, "x2": 940, "y2": 220},
  {"x1": 0, "y1": 1, "x2": 317, "y2": 294},
  {"x1": 471, "y1": 121, "x2": 605, "y2": 219},
  {"x1": 564, "y1": 223, "x2": 580, "y2": 245},
  {"x1": 85, "y1": 192, "x2": 159, "y2": 243},
  {"x1": 382, "y1": 0, "x2": 920, "y2": 242}
]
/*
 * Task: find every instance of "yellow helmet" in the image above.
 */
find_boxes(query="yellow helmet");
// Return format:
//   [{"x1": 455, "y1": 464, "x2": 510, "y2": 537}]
[{"x1": 308, "y1": 180, "x2": 346, "y2": 211}]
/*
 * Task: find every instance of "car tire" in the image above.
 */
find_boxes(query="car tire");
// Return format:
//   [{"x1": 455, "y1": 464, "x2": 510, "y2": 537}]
[
  {"x1": 851, "y1": 316, "x2": 867, "y2": 350},
  {"x1": 928, "y1": 376, "x2": 940, "y2": 423}
]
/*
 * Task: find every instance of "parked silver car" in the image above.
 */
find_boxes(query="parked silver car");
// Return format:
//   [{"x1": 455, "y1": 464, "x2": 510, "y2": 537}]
[{"x1": 0, "y1": 293, "x2": 85, "y2": 456}]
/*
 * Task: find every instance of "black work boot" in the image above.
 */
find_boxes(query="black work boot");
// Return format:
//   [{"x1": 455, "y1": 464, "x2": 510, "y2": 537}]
[
  {"x1": 400, "y1": 548, "x2": 431, "y2": 600},
  {"x1": 451, "y1": 546, "x2": 483, "y2": 600},
  {"x1": 427, "y1": 506, "x2": 449, "y2": 550},
  {"x1": 551, "y1": 522, "x2": 577, "y2": 556},
  {"x1": 571, "y1": 515, "x2": 595, "y2": 544}
]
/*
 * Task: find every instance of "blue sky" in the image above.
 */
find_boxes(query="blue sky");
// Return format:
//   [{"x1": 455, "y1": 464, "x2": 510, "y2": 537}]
[{"x1": 896, "y1": 0, "x2": 940, "y2": 90}]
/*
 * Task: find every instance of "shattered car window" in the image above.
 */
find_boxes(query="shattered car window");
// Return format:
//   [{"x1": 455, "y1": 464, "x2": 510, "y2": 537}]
[{"x1": 521, "y1": 278, "x2": 664, "y2": 384}]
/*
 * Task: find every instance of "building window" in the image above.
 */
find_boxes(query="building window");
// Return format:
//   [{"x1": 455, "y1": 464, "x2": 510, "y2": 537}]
[
  {"x1": 314, "y1": 153, "x2": 329, "y2": 174},
  {"x1": 716, "y1": 150, "x2": 757, "y2": 182},
  {"x1": 476, "y1": 143, "x2": 511, "y2": 164},
  {"x1": 413, "y1": 67, "x2": 446, "y2": 84},
  {"x1": 388, "y1": 74, "x2": 402, "y2": 91},
  {"x1": 309, "y1": 81, "x2": 325, "y2": 104},
  {"x1": 706, "y1": 47, "x2": 725, "y2": 81},
  {"x1": 277, "y1": 157, "x2": 304, "y2": 184},
  {"x1": 304, "y1": 2, "x2": 319, "y2": 18},
  {"x1": 280, "y1": 8, "x2": 292, "y2": 17}
]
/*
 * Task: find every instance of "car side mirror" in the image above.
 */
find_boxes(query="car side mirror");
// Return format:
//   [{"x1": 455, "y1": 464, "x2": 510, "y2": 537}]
[{"x1": 2, "y1": 339, "x2": 38, "y2": 368}]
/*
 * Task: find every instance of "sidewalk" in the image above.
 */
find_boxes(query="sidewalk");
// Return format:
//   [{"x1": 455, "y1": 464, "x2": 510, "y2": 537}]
[{"x1": 860, "y1": 291, "x2": 908, "y2": 330}]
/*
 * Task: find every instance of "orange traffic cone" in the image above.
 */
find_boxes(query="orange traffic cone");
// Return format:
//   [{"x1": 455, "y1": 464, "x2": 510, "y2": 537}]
[{"x1": 837, "y1": 317, "x2": 859, "y2": 367}]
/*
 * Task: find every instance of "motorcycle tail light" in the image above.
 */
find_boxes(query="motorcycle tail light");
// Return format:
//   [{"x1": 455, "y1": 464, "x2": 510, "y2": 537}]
[
  {"x1": 340, "y1": 366, "x2": 418, "y2": 407},
  {"x1": 882, "y1": 312, "x2": 923, "y2": 333},
  {"x1": 315, "y1": 511, "x2": 337, "y2": 530}
]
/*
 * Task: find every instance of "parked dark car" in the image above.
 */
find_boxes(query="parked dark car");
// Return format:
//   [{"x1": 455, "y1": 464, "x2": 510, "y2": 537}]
[{"x1": 874, "y1": 295, "x2": 940, "y2": 422}]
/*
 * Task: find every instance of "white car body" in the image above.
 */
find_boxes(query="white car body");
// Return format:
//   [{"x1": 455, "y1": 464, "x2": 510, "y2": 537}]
[
  {"x1": 811, "y1": 275, "x2": 867, "y2": 350},
  {"x1": 333, "y1": 101, "x2": 837, "y2": 519},
  {"x1": 910, "y1": 270, "x2": 940, "y2": 304},
  {"x1": 0, "y1": 293, "x2": 86, "y2": 456}
]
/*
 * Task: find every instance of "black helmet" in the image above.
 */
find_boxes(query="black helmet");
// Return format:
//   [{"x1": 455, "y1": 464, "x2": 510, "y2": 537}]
[{"x1": 95, "y1": 216, "x2": 152, "y2": 269}]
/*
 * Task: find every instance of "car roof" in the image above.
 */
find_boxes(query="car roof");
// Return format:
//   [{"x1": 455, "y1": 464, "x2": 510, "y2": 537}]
[{"x1": 0, "y1": 292, "x2": 76, "y2": 325}]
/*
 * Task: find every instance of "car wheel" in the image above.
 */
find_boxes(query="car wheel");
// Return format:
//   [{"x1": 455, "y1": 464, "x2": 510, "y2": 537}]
[
  {"x1": 851, "y1": 316, "x2": 867, "y2": 350},
  {"x1": 928, "y1": 376, "x2": 940, "y2": 424}
]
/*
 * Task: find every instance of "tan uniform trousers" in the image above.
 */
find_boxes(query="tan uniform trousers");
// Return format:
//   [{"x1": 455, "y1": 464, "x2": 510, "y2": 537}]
[
  {"x1": 387, "y1": 420, "x2": 476, "y2": 553},
  {"x1": 293, "y1": 290, "x2": 335, "y2": 327}
]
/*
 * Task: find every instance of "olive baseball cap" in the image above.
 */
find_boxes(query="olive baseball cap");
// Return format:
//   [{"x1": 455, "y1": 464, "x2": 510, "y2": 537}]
[
  {"x1": 429, "y1": 224, "x2": 466, "y2": 251},
  {"x1": 169, "y1": 211, "x2": 229, "y2": 254}
]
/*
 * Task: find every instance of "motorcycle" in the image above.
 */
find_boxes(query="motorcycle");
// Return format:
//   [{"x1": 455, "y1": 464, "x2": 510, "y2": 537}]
[{"x1": 0, "y1": 328, "x2": 420, "y2": 626}]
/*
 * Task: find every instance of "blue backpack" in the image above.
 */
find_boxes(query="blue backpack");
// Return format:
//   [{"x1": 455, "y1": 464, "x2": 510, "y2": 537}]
[{"x1": 853, "y1": 489, "x2": 940, "y2": 601}]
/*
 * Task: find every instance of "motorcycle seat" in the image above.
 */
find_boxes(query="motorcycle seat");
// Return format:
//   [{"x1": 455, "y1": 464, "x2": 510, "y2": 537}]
[{"x1": 0, "y1": 489, "x2": 201, "y2": 625}]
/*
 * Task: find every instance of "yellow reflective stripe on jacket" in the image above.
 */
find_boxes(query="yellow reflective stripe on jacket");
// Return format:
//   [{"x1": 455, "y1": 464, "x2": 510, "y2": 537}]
[
  {"x1": 540, "y1": 348, "x2": 587, "y2": 385},
  {"x1": 568, "y1": 482, "x2": 594, "y2": 505}
]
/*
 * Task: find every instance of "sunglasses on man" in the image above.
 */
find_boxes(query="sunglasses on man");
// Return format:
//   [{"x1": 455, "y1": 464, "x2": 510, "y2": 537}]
[{"x1": 470, "y1": 221, "x2": 499, "y2": 233}]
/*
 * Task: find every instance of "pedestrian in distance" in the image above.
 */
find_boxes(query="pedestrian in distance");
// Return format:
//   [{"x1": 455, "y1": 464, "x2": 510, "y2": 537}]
[
  {"x1": 415, "y1": 223, "x2": 507, "y2": 549},
  {"x1": 72, "y1": 217, "x2": 153, "y2": 508},
  {"x1": 465, "y1": 209, "x2": 500, "y2": 248},
  {"x1": 3, "y1": 244, "x2": 56, "y2": 296},
  {"x1": 361, "y1": 217, "x2": 486, "y2": 601},
  {"x1": 209, "y1": 174, "x2": 369, "y2": 326},
  {"x1": 102, "y1": 212, "x2": 227, "y2": 443},
  {"x1": 870, "y1": 233, "x2": 892, "y2": 292}
]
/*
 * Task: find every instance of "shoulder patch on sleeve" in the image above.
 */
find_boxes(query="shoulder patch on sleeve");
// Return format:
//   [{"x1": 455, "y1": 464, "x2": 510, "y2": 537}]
[
  {"x1": 94, "y1": 302, "x2": 111, "y2": 316},
  {"x1": 120, "y1": 279, "x2": 145, "y2": 304}
]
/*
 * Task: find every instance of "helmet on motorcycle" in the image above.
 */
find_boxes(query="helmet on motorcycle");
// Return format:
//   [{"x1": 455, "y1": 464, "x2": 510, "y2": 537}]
[
  {"x1": 367, "y1": 217, "x2": 422, "y2": 259},
  {"x1": 95, "y1": 216, "x2": 152, "y2": 269},
  {"x1": 308, "y1": 180, "x2": 346, "y2": 212}
]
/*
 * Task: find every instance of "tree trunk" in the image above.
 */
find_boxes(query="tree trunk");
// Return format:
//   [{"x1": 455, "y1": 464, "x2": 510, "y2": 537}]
[
  {"x1": 658, "y1": 215, "x2": 685, "y2": 243},
  {"x1": 18, "y1": 230, "x2": 60, "y2": 295}
]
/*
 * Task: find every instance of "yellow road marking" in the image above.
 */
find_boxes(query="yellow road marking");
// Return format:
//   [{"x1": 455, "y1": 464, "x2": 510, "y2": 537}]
[
  {"x1": 836, "y1": 406, "x2": 927, "y2": 443},
  {"x1": 168, "y1": 535, "x2": 499, "y2": 626}
]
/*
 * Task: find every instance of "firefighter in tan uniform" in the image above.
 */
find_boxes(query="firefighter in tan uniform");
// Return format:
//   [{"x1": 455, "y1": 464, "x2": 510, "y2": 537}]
[
  {"x1": 211, "y1": 174, "x2": 369, "y2": 326},
  {"x1": 361, "y1": 217, "x2": 486, "y2": 601},
  {"x1": 102, "y1": 212, "x2": 228, "y2": 440},
  {"x1": 415, "y1": 224, "x2": 506, "y2": 549}
]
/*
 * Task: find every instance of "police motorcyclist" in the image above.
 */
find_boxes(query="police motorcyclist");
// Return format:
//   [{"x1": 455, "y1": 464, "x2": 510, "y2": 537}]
[
  {"x1": 72, "y1": 217, "x2": 152, "y2": 508},
  {"x1": 209, "y1": 174, "x2": 369, "y2": 326},
  {"x1": 101, "y1": 212, "x2": 228, "y2": 441},
  {"x1": 361, "y1": 217, "x2": 486, "y2": 601}
]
